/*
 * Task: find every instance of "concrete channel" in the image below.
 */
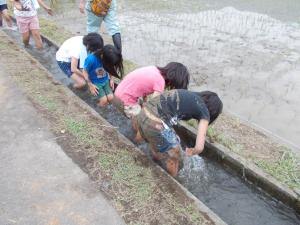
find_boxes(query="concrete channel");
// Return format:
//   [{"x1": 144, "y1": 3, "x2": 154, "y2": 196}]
[{"x1": 2, "y1": 29, "x2": 300, "y2": 225}]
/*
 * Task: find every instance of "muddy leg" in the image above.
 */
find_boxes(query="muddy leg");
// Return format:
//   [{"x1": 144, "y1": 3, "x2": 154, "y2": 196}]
[
  {"x1": 31, "y1": 29, "x2": 43, "y2": 49},
  {"x1": 70, "y1": 73, "x2": 86, "y2": 89},
  {"x1": 21, "y1": 31, "x2": 30, "y2": 48},
  {"x1": 97, "y1": 96, "x2": 109, "y2": 107}
]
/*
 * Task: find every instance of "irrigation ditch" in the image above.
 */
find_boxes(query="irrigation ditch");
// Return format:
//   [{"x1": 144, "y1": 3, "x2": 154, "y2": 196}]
[{"x1": 2, "y1": 29, "x2": 300, "y2": 225}]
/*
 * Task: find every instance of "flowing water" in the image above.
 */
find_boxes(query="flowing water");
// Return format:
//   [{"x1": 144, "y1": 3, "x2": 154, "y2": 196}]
[
  {"x1": 4, "y1": 29, "x2": 300, "y2": 225},
  {"x1": 39, "y1": 0, "x2": 300, "y2": 150}
]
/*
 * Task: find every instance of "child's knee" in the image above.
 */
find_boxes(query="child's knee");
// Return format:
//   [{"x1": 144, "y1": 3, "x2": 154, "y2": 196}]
[
  {"x1": 107, "y1": 94, "x2": 114, "y2": 102},
  {"x1": 97, "y1": 96, "x2": 108, "y2": 107}
]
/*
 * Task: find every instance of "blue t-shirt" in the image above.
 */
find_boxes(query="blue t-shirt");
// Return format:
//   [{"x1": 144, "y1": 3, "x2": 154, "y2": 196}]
[{"x1": 84, "y1": 53, "x2": 109, "y2": 85}]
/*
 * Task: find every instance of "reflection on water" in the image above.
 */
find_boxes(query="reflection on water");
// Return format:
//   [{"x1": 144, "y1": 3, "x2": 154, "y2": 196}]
[{"x1": 4, "y1": 28, "x2": 300, "y2": 225}]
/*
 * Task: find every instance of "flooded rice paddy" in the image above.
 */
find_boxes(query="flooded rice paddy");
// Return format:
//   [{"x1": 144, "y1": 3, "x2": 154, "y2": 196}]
[
  {"x1": 40, "y1": 0, "x2": 300, "y2": 149},
  {"x1": 4, "y1": 28, "x2": 300, "y2": 225}
]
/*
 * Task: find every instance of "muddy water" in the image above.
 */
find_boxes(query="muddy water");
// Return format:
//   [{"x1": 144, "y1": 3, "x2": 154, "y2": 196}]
[
  {"x1": 4, "y1": 29, "x2": 300, "y2": 225},
  {"x1": 41, "y1": 0, "x2": 300, "y2": 150}
]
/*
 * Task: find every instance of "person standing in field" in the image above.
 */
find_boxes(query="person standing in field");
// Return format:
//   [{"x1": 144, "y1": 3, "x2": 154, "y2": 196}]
[
  {"x1": 12, "y1": 0, "x2": 53, "y2": 49},
  {"x1": 79, "y1": 0, "x2": 122, "y2": 53}
]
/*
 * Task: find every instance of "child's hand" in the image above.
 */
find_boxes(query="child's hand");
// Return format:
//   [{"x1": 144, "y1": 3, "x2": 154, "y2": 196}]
[
  {"x1": 88, "y1": 83, "x2": 99, "y2": 96},
  {"x1": 185, "y1": 148, "x2": 194, "y2": 156},
  {"x1": 45, "y1": 7, "x2": 53, "y2": 16},
  {"x1": 110, "y1": 79, "x2": 114, "y2": 90}
]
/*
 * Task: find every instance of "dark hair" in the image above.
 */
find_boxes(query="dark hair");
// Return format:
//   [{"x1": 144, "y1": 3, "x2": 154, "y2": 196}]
[
  {"x1": 197, "y1": 91, "x2": 223, "y2": 124},
  {"x1": 95, "y1": 44, "x2": 124, "y2": 79},
  {"x1": 157, "y1": 62, "x2": 190, "y2": 89},
  {"x1": 83, "y1": 32, "x2": 104, "y2": 53}
]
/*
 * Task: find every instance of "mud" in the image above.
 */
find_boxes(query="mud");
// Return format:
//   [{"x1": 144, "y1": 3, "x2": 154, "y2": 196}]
[
  {"x1": 3, "y1": 27, "x2": 300, "y2": 224},
  {"x1": 38, "y1": 0, "x2": 300, "y2": 150},
  {"x1": 0, "y1": 31, "x2": 216, "y2": 225}
]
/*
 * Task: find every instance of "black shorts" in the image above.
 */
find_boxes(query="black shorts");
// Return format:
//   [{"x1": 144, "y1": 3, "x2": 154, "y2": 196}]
[{"x1": 0, "y1": 4, "x2": 8, "y2": 12}]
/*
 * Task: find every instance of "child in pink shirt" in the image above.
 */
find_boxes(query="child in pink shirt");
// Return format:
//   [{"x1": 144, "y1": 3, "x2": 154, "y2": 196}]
[{"x1": 114, "y1": 62, "x2": 190, "y2": 118}]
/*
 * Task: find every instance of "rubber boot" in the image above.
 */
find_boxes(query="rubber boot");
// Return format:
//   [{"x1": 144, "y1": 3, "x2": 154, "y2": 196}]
[{"x1": 112, "y1": 33, "x2": 122, "y2": 53}]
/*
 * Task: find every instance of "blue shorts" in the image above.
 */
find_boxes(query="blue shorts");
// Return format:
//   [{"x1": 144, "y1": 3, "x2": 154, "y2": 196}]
[
  {"x1": 157, "y1": 125, "x2": 180, "y2": 153},
  {"x1": 57, "y1": 61, "x2": 81, "y2": 78},
  {"x1": 0, "y1": 4, "x2": 8, "y2": 12},
  {"x1": 137, "y1": 110, "x2": 180, "y2": 153},
  {"x1": 57, "y1": 61, "x2": 72, "y2": 77}
]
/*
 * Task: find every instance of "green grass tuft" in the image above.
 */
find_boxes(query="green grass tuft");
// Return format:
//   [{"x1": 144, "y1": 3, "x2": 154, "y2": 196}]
[{"x1": 255, "y1": 151, "x2": 300, "y2": 189}]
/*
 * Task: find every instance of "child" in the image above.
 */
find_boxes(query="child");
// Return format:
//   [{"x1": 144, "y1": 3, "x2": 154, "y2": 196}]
[
  {"x1": 82, "y1": 34, "x2": 123, "y2": 106},
  {"x1": 0, "y1": 0, "x2": 17, "y2": 30},
  {"x1": 56, "y1": 33, "x2": 101, "y2": 89},
  {"x1": 113, "y1": 62, "x2": 190, "y2": 118},
  {"x1": 134, "y1": 90, "x2": 223, "y2": 177},
  {"x1": 13, "y1": 0, "x2": 53, "y2": 49}
]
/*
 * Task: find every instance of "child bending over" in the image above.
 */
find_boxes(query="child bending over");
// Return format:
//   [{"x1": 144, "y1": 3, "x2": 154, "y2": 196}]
[{"x1": 82, "y1": 33, "x2": 123, "y2": 106}]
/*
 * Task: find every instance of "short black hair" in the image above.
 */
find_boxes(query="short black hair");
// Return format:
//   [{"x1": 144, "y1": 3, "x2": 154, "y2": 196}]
[
  {"x1": 157, "y1": 62, "x2": 190, "y2": 89},
  {"x1": 100, "y1": 44, "x2": 124, "y2": 79},
  {"x1": 83, "y1": 32, "x2": 104, "y2": 53},
  {"x1": 197, "y1": 91, "x2": 223, "y2": 124}
]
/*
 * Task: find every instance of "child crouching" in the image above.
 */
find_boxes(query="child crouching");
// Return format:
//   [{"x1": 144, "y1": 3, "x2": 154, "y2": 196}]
[{"x1": 82, "y1": 34, "x2": 123, "y2": 106}]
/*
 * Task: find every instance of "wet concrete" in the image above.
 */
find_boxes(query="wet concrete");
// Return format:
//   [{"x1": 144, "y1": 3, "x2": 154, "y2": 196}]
[
  {"x1": 41, "y1": 0, "x2": 300, "y2": 150},
  {"x1": 0, "y1": 68, "x2": 125, "y2": 225},
  {"x1": 4, "y1": 29, "x2": 300, "y2": 225}
]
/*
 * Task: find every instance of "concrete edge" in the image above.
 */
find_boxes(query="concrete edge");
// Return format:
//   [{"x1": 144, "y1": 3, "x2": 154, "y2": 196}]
[
  {"x1": 177, "y1": 121, "x2": 300, "y2": 214},
  {"x1": 1, "y1": 31, "x2": 228, "y2": 225}
]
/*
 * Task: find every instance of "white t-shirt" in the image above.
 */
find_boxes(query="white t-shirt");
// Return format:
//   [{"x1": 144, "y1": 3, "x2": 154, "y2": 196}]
[
  {"x1": 14, "y1": 0, "x2": 37, "y2": 17},
  {"x1": 56, "y1": 36, "x2": 87, "y2": 68}
]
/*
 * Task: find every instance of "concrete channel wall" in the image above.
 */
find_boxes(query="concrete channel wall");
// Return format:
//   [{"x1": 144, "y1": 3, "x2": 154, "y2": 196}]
[
  {"x1": 2, "y1": 32, "x2": 227, "y2": 225},
  {"x1": 40, "y1": 33, "x2": 300, "y2": 215},
  {"x1": 175, "y1": 122, "x2": 300, "y2": 214}
]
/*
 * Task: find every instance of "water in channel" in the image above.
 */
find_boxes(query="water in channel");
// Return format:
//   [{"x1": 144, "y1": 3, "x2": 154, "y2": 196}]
[{"x1": 3, "y1": 29, "x2": 300, "y2": 225}]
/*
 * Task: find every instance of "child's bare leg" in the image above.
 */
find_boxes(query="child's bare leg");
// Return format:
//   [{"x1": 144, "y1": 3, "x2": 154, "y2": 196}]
[
  {"x1": 150, "y1": 145, "x2": 180, "y2": 177},
  {"x1": 107, "y1": 93, "x2": 114, "y2": 103},
  {"x1": 2, "y1": 9, "x2": 13, "y2": 27},
  {"x1": 97, "y1": 96, "x2": 108, "y2": 107},
  {"x1": 70, "y1": 73, "x2": 86, "y2": 88},
  {"x1": 21, "y1": 31, "x2": 30, "y2": 47},
  {"x1": 31, "y1": 29, "x2": 43, "y2": 49},
  {"x1": 166, "y1": 147, "x2": 180, "y2": 177}
]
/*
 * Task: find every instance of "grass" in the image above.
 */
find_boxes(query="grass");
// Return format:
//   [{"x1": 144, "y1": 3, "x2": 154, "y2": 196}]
[
  {"x1": 35, "y1": 95, "x2": 57, "y2": 111},
  {"x1": 187, "y1": 118, "x2": 300, "y2": 190},
  {"x1": 99, "y1": 151, "x2": 155, "y2": 207},
  {"x1": 0, "y1": 31, "x2": 211, "y2": 224},
  {"x1": 255, "y1": 151, "x2": 300, "y2": 189},
  {"x1": 39, "y1": 18, "x2": 73, "y2": 45}
]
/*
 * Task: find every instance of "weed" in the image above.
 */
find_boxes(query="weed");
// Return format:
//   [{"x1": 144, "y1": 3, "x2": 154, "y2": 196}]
[
  {"x1": 35, "y1": 95, "x2": 57, "y2": 111},
  {"x1": 255, "y1": 151, "x2": 300, "y2": 189}
]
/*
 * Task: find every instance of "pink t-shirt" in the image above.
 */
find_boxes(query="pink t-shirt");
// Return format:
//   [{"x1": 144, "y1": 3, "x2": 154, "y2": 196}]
[{"x1": 115, "y1": 66, "x2": 165, "y2": 106}]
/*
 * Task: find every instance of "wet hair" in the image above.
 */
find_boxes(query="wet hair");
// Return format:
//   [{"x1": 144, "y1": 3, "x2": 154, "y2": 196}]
[
  {"x1": 157, "y1": 62, "x2": 190, "y2": 89},
  {"x1": 95, "y1": 44, "x2": 124, "y2": 79},
  {"x1": 197, "y1": 91, "x2": 223, "y2": 124},
  {"x1": 83, "y1": 32, "x2": 104, "y2": 53}
]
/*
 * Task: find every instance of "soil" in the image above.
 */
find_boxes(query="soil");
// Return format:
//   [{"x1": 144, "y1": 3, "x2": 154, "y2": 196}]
[
  {"x1": 35, "y1": 13, "x2": 300, "y2": 190},
  {"x1": 0, "y1": 30, "x2": 214, "y2": 225}
]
